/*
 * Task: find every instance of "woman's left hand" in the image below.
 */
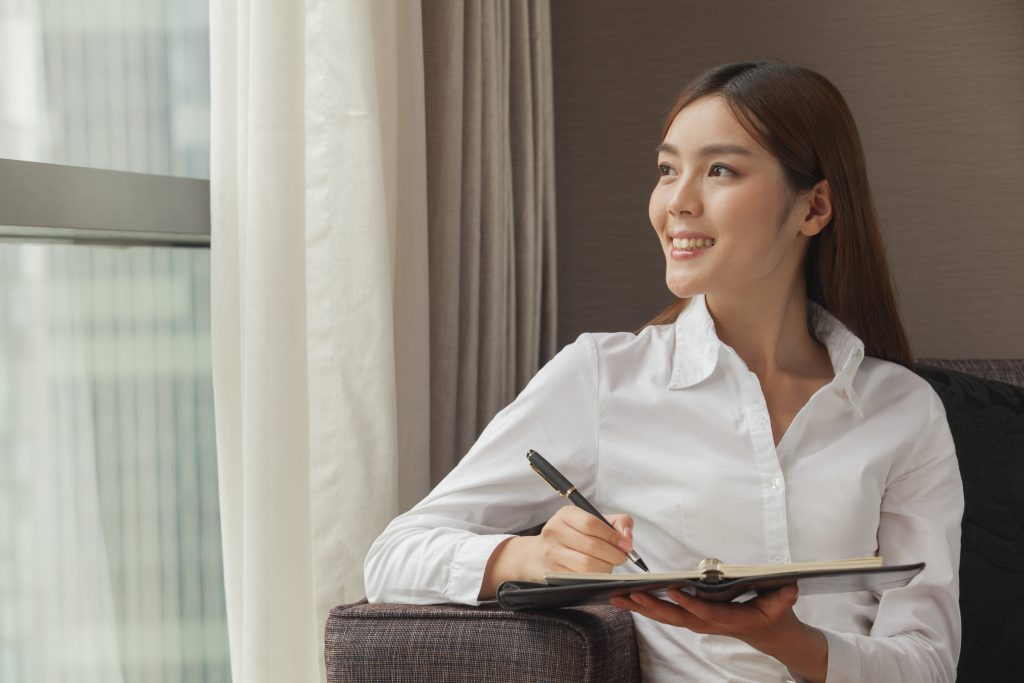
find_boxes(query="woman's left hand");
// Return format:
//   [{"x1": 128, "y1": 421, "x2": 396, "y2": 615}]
[
  {"x1": 610, "y1": 585, "x2": 828, "y2": 682},
  {"x1": 610, "y1": 584, "x2": 799, "y2": 644}
]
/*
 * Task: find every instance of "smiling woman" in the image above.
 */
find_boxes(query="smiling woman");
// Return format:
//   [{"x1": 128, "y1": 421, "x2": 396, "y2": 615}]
[
  {"x1": 364, "y1": 60, "x2": 963, "y2": 683},
  {"x1": 652, "y1": 96, "x2": 821, "y2": 308},
  {"x1": 643, "y1": 63, "x2": 912, "y2": 370}
]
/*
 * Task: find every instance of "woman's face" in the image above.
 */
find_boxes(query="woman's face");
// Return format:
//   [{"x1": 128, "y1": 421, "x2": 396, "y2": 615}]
[{"x1": 649, "y1": 96, "x2": 817, "y2": 302}]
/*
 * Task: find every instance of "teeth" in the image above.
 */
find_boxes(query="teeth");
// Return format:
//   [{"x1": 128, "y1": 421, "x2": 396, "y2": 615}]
[{"x1": 672, "y1": 237, "x2": 716, "y2": 250}]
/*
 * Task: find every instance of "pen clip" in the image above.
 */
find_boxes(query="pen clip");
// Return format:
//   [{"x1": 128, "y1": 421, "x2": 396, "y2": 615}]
[{"x1": 529, "y1": 462, "x2": 570, "y2": 496}]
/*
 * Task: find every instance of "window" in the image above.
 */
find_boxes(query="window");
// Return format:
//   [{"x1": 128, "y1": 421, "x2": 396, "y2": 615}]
[
  {"x1": 0, "y1": 0, "x2": 210, "y2": 177},
  {"x1": 0, "y1": 1, "x2": 227, "y2": 681}
]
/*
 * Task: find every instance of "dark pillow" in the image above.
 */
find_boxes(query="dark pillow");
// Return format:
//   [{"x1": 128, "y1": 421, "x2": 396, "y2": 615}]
[{"x1": 914, "y1": 365, "x2": 1024, "y2": 682}]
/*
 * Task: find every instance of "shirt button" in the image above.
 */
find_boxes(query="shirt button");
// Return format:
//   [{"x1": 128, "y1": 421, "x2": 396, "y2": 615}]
[{"x1": 769, "y1": 477, "x2": 781, "y2": 489}]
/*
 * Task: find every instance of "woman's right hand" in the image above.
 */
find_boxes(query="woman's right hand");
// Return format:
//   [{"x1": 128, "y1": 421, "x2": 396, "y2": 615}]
[
  {"x1": 531, "y1": 506, "x2": 635, "y2": 577},
  {"x1": 479, "y1": 506, "x2": 635, "y2": 598}
]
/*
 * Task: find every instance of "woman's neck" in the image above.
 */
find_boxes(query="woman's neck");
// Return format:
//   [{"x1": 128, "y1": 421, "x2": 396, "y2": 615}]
[{"x1": 705, "y1": 285, "x2": 832, "y2": 382}]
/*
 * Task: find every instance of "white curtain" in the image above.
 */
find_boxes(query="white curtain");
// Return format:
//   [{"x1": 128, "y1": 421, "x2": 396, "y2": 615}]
[{"x1": 210, "y1": 0, "x2": 430, "y2": 680}]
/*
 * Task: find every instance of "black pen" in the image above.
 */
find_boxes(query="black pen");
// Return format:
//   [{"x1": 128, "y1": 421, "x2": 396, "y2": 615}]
[{"x1": 526, "y1": 449, "x2": 650, "y2": 572}]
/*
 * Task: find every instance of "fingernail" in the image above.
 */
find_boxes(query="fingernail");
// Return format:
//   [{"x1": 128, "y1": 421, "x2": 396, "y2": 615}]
[{"x1": 624, "y1": 526, "x2": 633, "y2": 540}]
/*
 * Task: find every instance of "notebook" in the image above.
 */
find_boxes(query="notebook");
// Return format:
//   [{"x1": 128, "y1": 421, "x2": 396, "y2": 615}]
[{"x1": 495, "y1": 556, "x2": 924, "y2": 610}]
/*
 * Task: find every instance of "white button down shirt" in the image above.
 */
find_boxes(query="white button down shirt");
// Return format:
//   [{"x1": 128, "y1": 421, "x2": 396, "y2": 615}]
[{"x1": 365, "y1": 294, "x2": 963, "y2": 682}]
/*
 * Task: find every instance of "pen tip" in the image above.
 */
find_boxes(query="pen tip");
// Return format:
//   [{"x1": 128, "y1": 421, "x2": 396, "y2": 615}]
[{"x1": 636, "y1": 558, "x2": 650, "y2": 572}]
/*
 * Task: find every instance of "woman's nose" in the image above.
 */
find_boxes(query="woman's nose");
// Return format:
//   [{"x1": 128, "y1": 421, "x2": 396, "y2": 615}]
[{"x1": 667, "y1": 175, "x2": 701, "y2": 217}]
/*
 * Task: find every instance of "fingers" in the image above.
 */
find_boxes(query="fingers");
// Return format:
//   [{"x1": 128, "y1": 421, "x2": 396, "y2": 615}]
[
  {"x1": 749, "y1": 584, "x2": 799, "y2": 619},
  {"x1": 664, "y1": 590, "x2": 732, "y2": 627},
  {"x1": 610, "y1": 592, "x2": 699, "y2": 629},
  {"x1": 550, "y1": 548, "x2": 614, "y2": 574},
  {"x1": 560, "y1": 507, "x2": 632, "y2": 552},
  {"x1": 607, "y1": 513, "x2": 635, "y2": 550},
  {"x1": 613, "y1": 588, "x2": 796, "y2": 640},
  {"x1": 673, "y1": 584, "x2": 797, "y2": 623},
  {"x1": 541, "y1": 506, "x2": 631, "y2": 571},
  {"x1": 661, "y1": 584, "x2": 799, "y2": 635}
]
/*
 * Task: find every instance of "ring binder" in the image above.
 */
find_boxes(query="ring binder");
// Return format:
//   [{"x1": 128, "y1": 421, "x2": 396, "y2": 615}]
[{"x1": 697, "y1": 558, "x2": 724, "y2": 584}]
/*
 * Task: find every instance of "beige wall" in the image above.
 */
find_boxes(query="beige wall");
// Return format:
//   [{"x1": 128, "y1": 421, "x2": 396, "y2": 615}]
[{"x1": 551, "y1": 0, "x2": 1023, "y2": 359}]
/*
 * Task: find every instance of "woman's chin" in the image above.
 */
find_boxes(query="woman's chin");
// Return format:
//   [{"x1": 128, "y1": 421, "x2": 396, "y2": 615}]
[{"x1": 665, "y1": 277, "x2": 703, "y2": 300}]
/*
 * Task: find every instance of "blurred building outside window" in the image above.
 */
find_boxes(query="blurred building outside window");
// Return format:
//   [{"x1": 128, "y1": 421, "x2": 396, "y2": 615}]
[{"x1": 0, "y1": 1, "x2": 228, "y2": 681}]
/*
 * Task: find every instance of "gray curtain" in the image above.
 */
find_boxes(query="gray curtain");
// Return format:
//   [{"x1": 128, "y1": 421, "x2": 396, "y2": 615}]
[{"x1": 422, "y1": 0, "x2": 558, "y2": 483}]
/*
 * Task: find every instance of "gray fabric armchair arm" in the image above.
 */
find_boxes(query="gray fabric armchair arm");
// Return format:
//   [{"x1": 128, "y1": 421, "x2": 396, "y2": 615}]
[{"x1": 325, "y1": 600, "x2": 641, "y2": 682}]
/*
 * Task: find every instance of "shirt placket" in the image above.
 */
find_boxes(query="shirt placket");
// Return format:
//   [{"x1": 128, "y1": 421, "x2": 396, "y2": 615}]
[{"x1": 738, "y1": 369, "x2": 792, "y2": 565}]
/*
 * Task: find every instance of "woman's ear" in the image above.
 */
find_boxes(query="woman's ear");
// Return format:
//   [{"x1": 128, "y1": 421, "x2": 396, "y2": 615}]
[{"x1": 800, "y1": 179, "x2": 832, "y2": 237}]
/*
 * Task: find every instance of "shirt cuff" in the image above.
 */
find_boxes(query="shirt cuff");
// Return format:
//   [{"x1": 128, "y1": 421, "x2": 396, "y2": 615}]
[
  {"x1": 447, "y1": 533, "x2": 517, "y2": 604},
  {"x1": 784, "y1": 628, "x2": 861, "y2": 683},
  {"x1": 821, "y1": 628, "x2": 862, "y2": 683}
]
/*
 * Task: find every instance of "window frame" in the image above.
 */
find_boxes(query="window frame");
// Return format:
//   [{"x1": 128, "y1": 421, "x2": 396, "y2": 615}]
[{"x1": 0, "y1": 158, "x2": 210, "y2": 247}]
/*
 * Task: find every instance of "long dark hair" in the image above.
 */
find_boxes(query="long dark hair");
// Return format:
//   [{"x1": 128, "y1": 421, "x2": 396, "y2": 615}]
[{"x1": 643, "y1": 60, "x2": 913, "y2": 367}]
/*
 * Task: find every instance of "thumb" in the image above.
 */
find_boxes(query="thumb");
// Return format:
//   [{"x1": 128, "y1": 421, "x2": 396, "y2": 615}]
[
  {"x1": 607, "y1": 514, "x2": 634, "y2": 545},
  {"x1": 758, "y1": 584, "x2": 799, "y2": 617}
]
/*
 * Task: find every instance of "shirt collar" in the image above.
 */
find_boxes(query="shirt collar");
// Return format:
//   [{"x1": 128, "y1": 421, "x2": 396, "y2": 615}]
[
  {"x1": 667, "y1": 294, "x2": 721, "y2": 390},
  {"x1": 666, "y1": 294, "x2": 866, "y2": 416},
  {"x1": 808, "y1": 301, "x2": 865, "y2": 416}
]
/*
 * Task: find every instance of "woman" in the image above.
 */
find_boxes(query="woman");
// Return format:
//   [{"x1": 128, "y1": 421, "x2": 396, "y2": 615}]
[{"x1": 365, "y1": 60, "x2": 963, "y2": 682}]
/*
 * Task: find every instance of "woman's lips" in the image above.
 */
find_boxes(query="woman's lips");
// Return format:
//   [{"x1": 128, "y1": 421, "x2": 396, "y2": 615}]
[{"x1": 670, "y1": 245, "x2": 713, "y2": 260}]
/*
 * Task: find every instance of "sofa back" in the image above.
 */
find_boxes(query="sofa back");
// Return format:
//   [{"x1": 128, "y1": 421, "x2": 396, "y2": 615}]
[{"x1": 914, "y1": 359, "x2": 1024, "y2": 681}]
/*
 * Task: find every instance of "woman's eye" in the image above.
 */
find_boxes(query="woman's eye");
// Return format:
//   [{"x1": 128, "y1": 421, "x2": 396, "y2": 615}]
[
  {"x1": 658, "y1": 163, "x2": 674, "y2": 176},
  {"x1": 709, "y1": 163, "x2": 735, "y2": 177}
]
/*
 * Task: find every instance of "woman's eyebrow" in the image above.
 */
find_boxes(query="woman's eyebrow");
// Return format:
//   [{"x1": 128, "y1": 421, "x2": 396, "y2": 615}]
[{"x1": 655, "y1": 142, "x2": 754, "y2": 157}]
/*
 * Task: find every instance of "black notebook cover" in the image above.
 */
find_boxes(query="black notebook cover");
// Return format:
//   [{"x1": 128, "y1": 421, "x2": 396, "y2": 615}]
[{"x1": 495, "y1": 563, "x2": 925, "y2": 610}]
